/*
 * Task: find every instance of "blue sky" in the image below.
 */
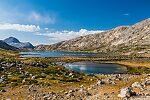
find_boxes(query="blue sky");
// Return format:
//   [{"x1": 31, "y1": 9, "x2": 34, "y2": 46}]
[{"x1": 0, "y1": 0, "x2": 150, "y2": 45}]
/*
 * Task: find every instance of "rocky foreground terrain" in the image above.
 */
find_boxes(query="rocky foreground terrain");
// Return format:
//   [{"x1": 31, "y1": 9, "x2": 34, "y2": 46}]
[
  {"x1": 0, "y1": 49, "x2": 150, "y2": 100},
  {"x1": 35, "y1": 18, "x2": 150, "y2": 55},
  {"x1": 1, "y1": 72, "x2": 150, "y2": 100}
]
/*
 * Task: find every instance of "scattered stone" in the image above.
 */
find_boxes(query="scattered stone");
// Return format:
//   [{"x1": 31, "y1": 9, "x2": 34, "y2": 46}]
[
  {"x1": 29, "y1": 84, "x2": 34, "y2": 89},
  {"x1": 0, "y1": 66, "x2": 4, "y2": 71},
  {"x1": 132, "y1": 82, "x2": 144, "y2": 90},
  {"x1": 79, "y1": 88, "x2": 84, "y2": 92},
  {"x1": 80, "y1": 85, "x2": 84, "y2": 88},
  {"x1": 102, "y1": 78, "x2": 115, "y2": 84},
  {"x1": 96, "y1": 80, "x2": 105, "y2": 85},
  {"x1": 0, "y1": 89, "x2": 6, "y2": 92},
  {"x1": 22, "y1": 78, "x2": 26, "y2": 83},
  {"x1": 83, "y1": 90, "x2": 91, "y2": 96},
  {"x1": 31, "y1": 76, "x2": 36, "y2": 79},
  {"x1": 69, "y1": 73, "x2": 73, "y2": 76},
  {"x1": 1, "y1": 75, "x2": 7, "y2": 79},
  {"x1": 143, "y1": 79, "x2": 150, "y2": 86},
  {"x1": 118, "y1": 87, "x2": 132, "y2": 98},
  {"x1": 0, "y1": 78, "x2": 3, "y2": 83}
]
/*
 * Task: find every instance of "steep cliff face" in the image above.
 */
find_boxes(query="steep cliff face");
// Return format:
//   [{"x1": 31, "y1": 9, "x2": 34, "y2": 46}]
[{"x1": 35, "y1": 18, "x2": 150, "y2": 53}]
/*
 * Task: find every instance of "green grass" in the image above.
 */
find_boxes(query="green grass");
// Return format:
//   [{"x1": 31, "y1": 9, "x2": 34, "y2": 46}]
[
  {"x1": 0, "y1": 87, "x2": 5, "y2": 92},
  {"x1": 0, "y1": 83, "x2": 6, "y2": 87},
  {"x1": 127, "y1": 66, "x2": 150, "y2": 74},
  {"x1": 1, "y1": 63, "x2": 95, "y2": 87},
  {"x1": 0, "y1": 48, "x2": 97, "y2": 87}
]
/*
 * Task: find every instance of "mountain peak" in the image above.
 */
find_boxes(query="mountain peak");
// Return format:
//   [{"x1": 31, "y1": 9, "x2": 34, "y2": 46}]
[
  {"x1": 0, "y1": 40, "x2": 18, "y2": 51},
  {"x1": 3, "y1": 37, "x2": 34, "y2": 49},
  {"x1": 4, "y1": 37, "x2": 20, "y2": 43}
]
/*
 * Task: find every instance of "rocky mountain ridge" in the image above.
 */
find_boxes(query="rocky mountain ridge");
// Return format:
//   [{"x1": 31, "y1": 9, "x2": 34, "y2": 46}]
[{"x1": 35, "y1": 18, "x2": 150, "y2": 54}]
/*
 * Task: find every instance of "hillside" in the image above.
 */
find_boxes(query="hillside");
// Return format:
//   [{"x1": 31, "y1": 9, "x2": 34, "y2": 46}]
[{"x1": 35, "y1": 19, "x2": 150, "y2": 54}]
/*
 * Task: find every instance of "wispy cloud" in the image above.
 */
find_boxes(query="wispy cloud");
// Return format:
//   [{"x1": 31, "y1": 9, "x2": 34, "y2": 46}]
[
  {"x1": 123, "y1": 13, "x2": 129, "y2": 16},
  {"x1": 36, "y1": 29, "x2": 104, "y2": 42},
  {"x1": 28, "y1": 12, "x2": 56, "y2": 24},
  {"x1": 0, "y1": 23, "x2": 40, "y2": 32},
  {"x1": 0, "y1": 7, "x2": 56, "y2": 25}
]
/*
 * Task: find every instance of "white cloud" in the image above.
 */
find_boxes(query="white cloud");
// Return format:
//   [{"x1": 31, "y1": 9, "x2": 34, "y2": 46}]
[
  {"x1": 37, "y1": 29, "x2": 104, "y2": 42},
  {"x1": 28, "y1": 12, "x2": 55, "y2": 24},
  {"x1": 0, "y1": 23, "x2": 40, "y2": 32}
]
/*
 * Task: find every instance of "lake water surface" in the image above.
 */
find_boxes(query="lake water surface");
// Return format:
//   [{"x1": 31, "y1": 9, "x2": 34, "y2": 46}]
[
  {"x1": 20, "y1": 51, "x2": 106, "y2": 58},
  {"x1": 20, "y1": 52, "x2": 126, "y2": 74},
  {"x1": 63, "y1": 62, "x2": 127, "y2": 74}
]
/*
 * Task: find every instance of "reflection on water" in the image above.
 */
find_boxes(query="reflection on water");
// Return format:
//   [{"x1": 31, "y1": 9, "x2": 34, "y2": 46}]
[{"x1": 63, "y1": 62, "x2": 127, "y2": 74}]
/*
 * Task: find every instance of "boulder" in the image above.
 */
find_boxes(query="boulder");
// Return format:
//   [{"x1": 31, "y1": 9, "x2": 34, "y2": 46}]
[
  {"x1": 118, "y1": 87, "x2": 132, "y2": 98},
  {"x1": 143, "y1": 79, "x2": 150, "y2": 86},
  {"x1": 0, "y1": 67, "x2": 4, "y2": 71},
  {"x1": 132, "y1": 82, "x2": 144, "y2": 90},
  {"x1": 1, "y1": 75, "x2": 7, "y2": 79},
  {"x1": 96, "y1": 80, "x2": 105, "y2": 85},
  {"x1": 0, "y1": 78, "x2": 3, "y2": 83},
  {"x1": 31, "y1": 76, "x2": 36, "y2": 79},
  {"x1": 22, "y1": 78, "x2": 26, "y2": 83}
]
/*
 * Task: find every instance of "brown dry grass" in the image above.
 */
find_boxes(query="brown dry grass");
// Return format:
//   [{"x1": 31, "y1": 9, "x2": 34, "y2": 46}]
[{"x1": 112, "y1": 61, "x2": 150, "y2": 68}]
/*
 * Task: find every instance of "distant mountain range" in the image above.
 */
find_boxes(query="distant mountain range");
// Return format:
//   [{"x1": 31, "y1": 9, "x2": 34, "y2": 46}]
[
  {"x1": 0, "y1": 37, "x2": 34, "y2": 50},
  {"x1": 1, "y1": 19, "x2": 150, "y2": 55},
  {"x1": 3, "y1": 37, "x2": 34, "y2": 49},
  {"x1": 35, "y1": 18, "x2": 150, "y2": 55}
]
